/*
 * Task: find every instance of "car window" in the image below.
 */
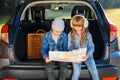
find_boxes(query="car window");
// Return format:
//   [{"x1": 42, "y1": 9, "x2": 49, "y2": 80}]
[
  {"x1": 45, "y1": 4, "x2": 74, "y2": 19},
  {"x1": 21, "y1": 2, "x2": 96, "y2": 22}
]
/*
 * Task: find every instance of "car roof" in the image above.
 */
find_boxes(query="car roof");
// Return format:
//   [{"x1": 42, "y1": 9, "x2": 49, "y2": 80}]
[{"x1": 18, "y1": 0, "x2": 99, "y2": 5}]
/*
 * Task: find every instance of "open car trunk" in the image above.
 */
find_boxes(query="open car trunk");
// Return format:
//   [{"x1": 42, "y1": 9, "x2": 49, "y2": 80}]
[
  {"x1": 14, "y1": 19, "x2": 105, "y2": 64},
  {"x1": 13, "y1": 2, "x2": 106, "y2": 64}
]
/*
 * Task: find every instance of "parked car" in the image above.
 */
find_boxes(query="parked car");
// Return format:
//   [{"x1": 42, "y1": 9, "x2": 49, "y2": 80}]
[{"x1": 0, "y1": 0, "x2": 120, "y2": 80}]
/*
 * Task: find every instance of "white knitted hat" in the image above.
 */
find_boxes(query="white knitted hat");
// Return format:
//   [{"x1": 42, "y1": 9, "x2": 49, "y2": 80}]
[{"x1": 52, "y1": 17, "x2": 65, "y2": 31}]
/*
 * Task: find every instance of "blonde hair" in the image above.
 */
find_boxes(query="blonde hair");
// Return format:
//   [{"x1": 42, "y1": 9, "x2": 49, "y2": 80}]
[{"x1": 70, "y1": 15, "x2": 88, "y2": 46}]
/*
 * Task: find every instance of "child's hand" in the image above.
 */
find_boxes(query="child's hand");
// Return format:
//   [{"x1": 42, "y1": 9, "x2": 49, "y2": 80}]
[
  {"x1": 77, "y1": 60, "x2": 82, "y2": 64},
  {"x1": 81, "y1": 54, "x2": 90, "y2": 61},
  {"x1": 45, "y1": 57, "x2": 51, "y2": 63}
]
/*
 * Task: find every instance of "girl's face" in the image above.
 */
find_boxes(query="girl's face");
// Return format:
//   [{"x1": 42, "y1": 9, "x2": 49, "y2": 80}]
[
  {"x1": 73, "y1": 26, "x2": 83, "y2": 32},
  {"x1": 52, "y1": 30, "x2": 63, "y2": 36},
  {"x1": 71, "y1": 16, "x2": 84, "y2": 32}
]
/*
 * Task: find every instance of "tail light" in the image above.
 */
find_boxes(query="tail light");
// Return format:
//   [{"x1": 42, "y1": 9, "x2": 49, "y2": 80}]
[
  {"x1": 109, "y1": 23, "x2": 117, "y2": 42},
  {"x1": 2, "y1": 78, "x2": 18, "y2": 80},
  {"x1": 1, "y1": 23, "x2": 9, "y2": 44},
  {"x1": 102, "y1": 77, "x2": 118, "y2": 80}
]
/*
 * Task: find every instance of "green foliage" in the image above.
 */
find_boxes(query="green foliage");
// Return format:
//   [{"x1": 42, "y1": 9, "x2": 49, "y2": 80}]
[
  {"x1": 0, "y1": 0, "x2": 18, "y2": 15},
  {"x1": 100, "y1": 0, "x2": 120, "y2": 9}
]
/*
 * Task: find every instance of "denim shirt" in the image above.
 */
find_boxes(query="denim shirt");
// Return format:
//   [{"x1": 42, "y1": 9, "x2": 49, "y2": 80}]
[
  {"x1": 68, "y1": 32, "x2": 94, "y2": 56},
  {"x1": 41, "y1": 31, "x2": 68, "y2": 58}
]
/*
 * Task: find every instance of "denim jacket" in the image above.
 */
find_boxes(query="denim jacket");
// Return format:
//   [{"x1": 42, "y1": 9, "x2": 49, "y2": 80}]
[
  {"x1": 68, "y1": 32, "x2": 94, "y2": 56},
  {"x1": 41, "y1": 31, "x2": 68, "y2": 58}
]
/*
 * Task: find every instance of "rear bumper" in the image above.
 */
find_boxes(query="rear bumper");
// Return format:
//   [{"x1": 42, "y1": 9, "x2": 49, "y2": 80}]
[{"x1": 0, "y1": 65, "x2": 120, "y2": 80}]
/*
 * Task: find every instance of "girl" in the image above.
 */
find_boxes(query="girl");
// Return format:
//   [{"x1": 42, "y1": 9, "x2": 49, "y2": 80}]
[
  {"x1": 68, "y1": 15, "x2": 99, "y2": 80},
  {"x1": 41, "y1": 17, "x2": 68, "y2": 80}
]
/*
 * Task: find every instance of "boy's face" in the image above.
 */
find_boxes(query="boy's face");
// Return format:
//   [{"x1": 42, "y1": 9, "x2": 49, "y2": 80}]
[{"x1": 52, "y1": 30, "x2": 63, "y2": 36}]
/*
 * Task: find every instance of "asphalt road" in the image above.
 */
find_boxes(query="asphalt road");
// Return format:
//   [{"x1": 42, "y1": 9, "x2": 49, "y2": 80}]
[
  {"x1": 110, "y1": 58, "x2": 120, "y2": 69},
  {"x1": 0, "y1": 58, "x2": 9, "y2": 68},
  {"x1": 0, "y1": 46, "x2": 9, "y2": 68}
]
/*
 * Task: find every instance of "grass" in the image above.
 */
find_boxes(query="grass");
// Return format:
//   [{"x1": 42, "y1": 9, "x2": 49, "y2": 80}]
[{"x1": 105, "y1": 8, "x2": 120, "y2": 43}]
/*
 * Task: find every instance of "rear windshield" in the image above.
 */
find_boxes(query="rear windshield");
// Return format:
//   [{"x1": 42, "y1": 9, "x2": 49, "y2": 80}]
[
  {"x1": 21, "y1": 2, "x2": 96, "y2": 22},
  {"x1": 45, "y1": 4, "x2": 74, "y2": 19}
]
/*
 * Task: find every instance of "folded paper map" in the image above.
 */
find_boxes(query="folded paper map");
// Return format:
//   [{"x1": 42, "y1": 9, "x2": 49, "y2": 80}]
[{"x1": 49, "y1": 48, "x2": 87, "y2": 62}]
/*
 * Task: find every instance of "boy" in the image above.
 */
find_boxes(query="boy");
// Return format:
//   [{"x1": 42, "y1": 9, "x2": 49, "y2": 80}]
[{"x1": 41, "y1": 17, "x2": 68, "y2": 80}]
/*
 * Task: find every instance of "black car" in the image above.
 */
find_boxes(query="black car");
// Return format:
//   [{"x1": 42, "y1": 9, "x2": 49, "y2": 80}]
[{"x1": 0, "y1": 0, "x2": 120, "y2": 80}]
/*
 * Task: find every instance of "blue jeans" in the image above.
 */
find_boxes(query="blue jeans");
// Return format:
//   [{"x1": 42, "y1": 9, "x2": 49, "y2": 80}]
[
  {"x1": 45, "y1": 61, "x2": 68, "y2": 80},
  {"x1": 71, "y1": 56, "x2": 99, "y2": 80}
]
